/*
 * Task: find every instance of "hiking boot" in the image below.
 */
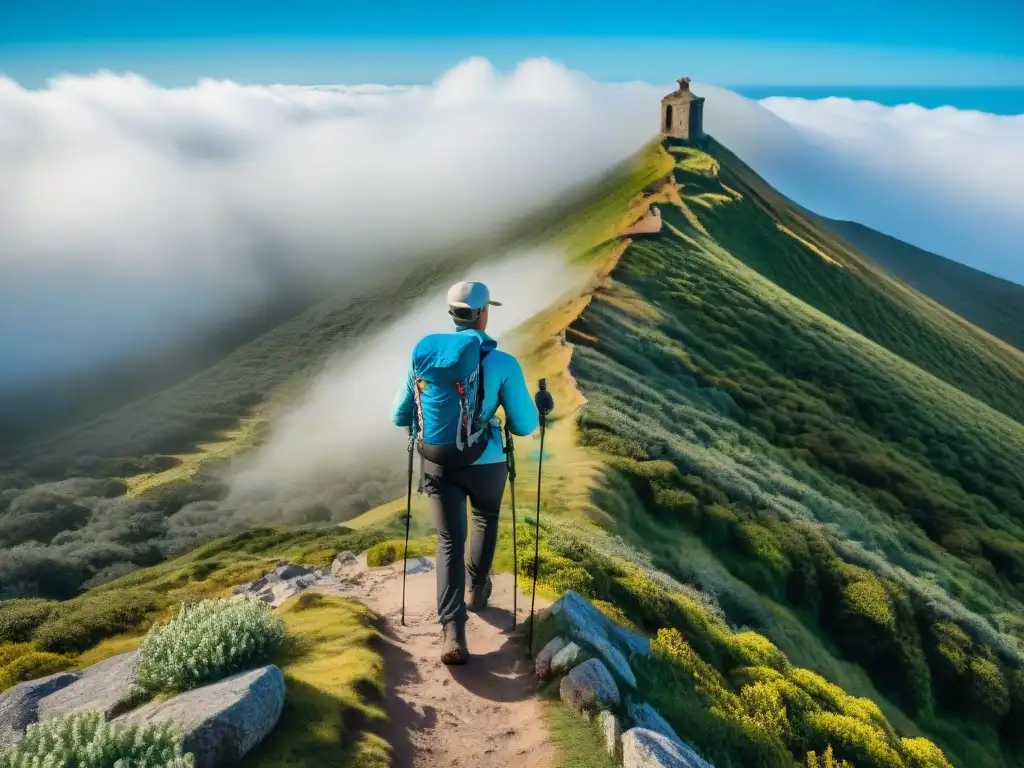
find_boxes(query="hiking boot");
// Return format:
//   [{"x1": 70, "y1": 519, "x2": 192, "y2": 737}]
[
  {"x1": 466, "y1": 577, "x2": 493, "y2": 613},
  {"x1": 440, "y1": 621, "x2": 469, "y2": 665}
]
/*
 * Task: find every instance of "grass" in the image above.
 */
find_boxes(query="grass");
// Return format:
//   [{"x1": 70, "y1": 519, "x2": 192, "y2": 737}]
[
  {"x1": 124, "y1": 416, "x2": 266, "y2": 498},
  {"x1": 5, "y1": 135, "x2": 1024, "y2": 768},
  {"x1": 549, "y1": 139, "x2": 1024, "y2": 766},
  {"x1": 0, "y1": 523, "x2": 398, "y2": 689},
  {"x1": 541, "y1": 693, "x2": 619, "y2": 768},
  {"x1": 243, "y1": 592, "x2": 389, "y2": 768},
  {"x1": 823, "y1": 217, "x2": 1024, "y2": 353}
]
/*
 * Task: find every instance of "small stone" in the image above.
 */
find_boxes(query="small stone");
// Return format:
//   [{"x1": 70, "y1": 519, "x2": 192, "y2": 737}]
[
  {"x1": 330, "y1": 552, "x2": 358, "y2": 577},
  {"x1": 402, "y1": 557, "x2": 434, "y2": 575},
  {"x1": 627, "y1": 699, "x2": 683, "y2": 745},
  {"x1": 275, "y1": 563, "x2": 312, "y2": 581},
  {"x1": 598, "y1": 710, "x2": 621, "y2": 760},
  {"x1": 550, "y1": 641, "x2": 588, "y2": 676},
  {"x1": 559, "y1": 658, "x2": 620, "y2": 713},
  {"x1": 535, "y1": 636, "x2": 568, "y2": 680},
  {"x1": 621, "y1": 728, "x2": 713, "y2": 768}
]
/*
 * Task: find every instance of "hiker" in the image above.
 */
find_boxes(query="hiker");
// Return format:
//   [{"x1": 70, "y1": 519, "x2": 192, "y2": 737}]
[{"x1": 391, "y1": 280, "x2": 539, "y2": 665}]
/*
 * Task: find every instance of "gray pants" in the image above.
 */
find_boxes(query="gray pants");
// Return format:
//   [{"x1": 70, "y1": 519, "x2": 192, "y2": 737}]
[{"x1": 422, "y1": 459, "x2": 508, "y2": 626}]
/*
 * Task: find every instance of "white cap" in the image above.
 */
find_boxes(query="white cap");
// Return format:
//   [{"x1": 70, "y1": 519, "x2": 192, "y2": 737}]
[{"x1": 446, "y1": 281, "x2": 502, "y2": 311}]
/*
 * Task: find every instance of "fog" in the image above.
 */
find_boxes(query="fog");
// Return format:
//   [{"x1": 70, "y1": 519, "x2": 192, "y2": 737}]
[
  {"x1": 228, "y1": 247, "x2": 585, "y2": 499},
  {"x1": 0, "y1": 56, "x2": 655, "y2": 389}
]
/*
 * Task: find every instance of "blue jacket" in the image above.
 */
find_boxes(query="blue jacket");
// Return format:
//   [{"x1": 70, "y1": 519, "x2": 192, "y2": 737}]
[{"x1": 391, "y1": 327, "x2": 539, "y2": 465}]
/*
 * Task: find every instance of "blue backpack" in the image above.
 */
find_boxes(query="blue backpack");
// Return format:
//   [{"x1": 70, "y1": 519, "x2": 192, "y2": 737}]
[{"x1": 411, "y1": 331, "x2": 492, "y2": 468}]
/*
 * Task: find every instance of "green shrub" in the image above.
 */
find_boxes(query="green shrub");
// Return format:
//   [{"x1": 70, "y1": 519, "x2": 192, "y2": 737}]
[
  {"x1": 33, "y1": 591, "x2": 162, "y2": 653},
  {"x1": 806, "y1": 711, "x2": 905, "y2": 768},
  {"x1": 137, "y1": 596, "x2": 284, "y2": 694},
  {"x1": 0, "y1": 643, "x2": 73, "y2": 692},
  {"x1": 725, "y1": 632, "x2": 789, "y2": 672},
  {"x1": 0, "y1": 710, "x2": 193, "y2": 767},
  {"x1": 365, "y1": 538, "x2": 433, "y2": 567},
  {"x1": 0, "y1": 600, "x2": 56, "y2": 643},
  {"x1": 806, "y1": 745, "x2": 854, "y2": 768},
  {"x1": 900, "y1": 737, "x2": 954, "y2": 768}
]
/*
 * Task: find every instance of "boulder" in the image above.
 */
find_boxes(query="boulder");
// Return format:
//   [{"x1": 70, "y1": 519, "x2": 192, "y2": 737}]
[
  {"x1": 598, "y1": 710, "x2": 621, "y2": 761},
  {"x1": 550, "y1": 641, "x2": 589, "y2": 677},
  {"x1": 559, "y1": 659, "x2": 620, "y2": 713},
  {"x1": 535, "y1": 636, "x2": 568, "y2": 680},
  {"x1": 0, "y1": 672, "x2": 80, "y2": 749},
  {"x1": 37, "y1": 651, "x2": 140, "y2": 721},
  {"x1": 621, "y1": 728, "x2": 714, "y2": 768},
  {"x1": 547, "y1": 591, "x2": 639, "y2": 689},
  {"x1": 611, "y1": 624, "x2": 651, "y2": 657},
  {"x1": 588, "y1": 634, "x2": 637, "y2": 691},
  {"x1": 626, "y1": 699, "x2": 683, "y2": 745},
  {"x1": 118, "y1": 665, "x2": 285, "y2": 768},
  {"x1": 330, "y1": 551, "x2": 357, "y2": 577}
]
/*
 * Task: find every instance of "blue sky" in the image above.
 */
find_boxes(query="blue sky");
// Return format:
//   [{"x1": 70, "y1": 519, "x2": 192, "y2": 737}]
[{"x1": 1, "y1": 0, "x2": 1022, "y2": 87}]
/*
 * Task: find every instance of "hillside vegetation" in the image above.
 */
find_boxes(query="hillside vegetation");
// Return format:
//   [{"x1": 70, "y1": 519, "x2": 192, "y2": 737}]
[
  {"x1": 822, "y1": 218, "x2": 1024, "y2": 353},
  {"x1": 551, "y1": 138, "x2": 1024, "y2": 767},
  {"x1": 3, "y1": 135, "x2": 1024, "y2": 768}
]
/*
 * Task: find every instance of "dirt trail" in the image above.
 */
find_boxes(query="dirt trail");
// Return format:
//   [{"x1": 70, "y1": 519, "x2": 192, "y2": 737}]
[{"x1": 324, "y1": 556, "x2": 556, "y2": 768}]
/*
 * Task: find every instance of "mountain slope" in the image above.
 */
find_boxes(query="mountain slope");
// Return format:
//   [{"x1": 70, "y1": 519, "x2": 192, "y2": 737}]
[
  {"x1": 822, "y1": 218, "x2": 1024, "y2": 353},
  {"x1": 549, "y1": 138, "x2": 1024, "y2": 767},
  {"x1": 3, "y1": 136, "x2": 1024, "y2": 768}
]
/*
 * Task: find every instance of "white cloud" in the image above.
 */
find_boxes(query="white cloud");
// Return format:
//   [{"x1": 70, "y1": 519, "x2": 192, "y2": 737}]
[
  {"x1": 0, "y1": 57, "x2": 656, "y2": 389},
  {"x1": 3, "y1": 60, "x2": 1022, "y2": 396},
  {"x1": 696, "y1": 84, "x2": 1024, "y2": 283}
]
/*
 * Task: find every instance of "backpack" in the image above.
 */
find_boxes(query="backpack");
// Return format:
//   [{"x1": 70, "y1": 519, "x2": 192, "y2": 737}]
[{"x1": 411, "y1": 331, "x2": 492, "y2": 468}]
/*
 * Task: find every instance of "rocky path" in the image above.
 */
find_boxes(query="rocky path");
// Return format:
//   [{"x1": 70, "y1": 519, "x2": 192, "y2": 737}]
[{"x1": 324, "y1": 555, "x2": 556, "y2": 768}]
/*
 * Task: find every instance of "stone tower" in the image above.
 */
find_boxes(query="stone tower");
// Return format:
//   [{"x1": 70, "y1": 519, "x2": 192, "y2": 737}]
[{"x1": 661, "y1": 77, "x2": 705, "y2": 142}]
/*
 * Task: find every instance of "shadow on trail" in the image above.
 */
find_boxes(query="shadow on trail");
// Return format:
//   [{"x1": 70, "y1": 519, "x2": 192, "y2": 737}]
[
  {"x1": 370, "y1": 615, "x2": 433, "y2": 767},
  {"x1": 447, "y1": 616, "x2": 538, "y2": 704}
]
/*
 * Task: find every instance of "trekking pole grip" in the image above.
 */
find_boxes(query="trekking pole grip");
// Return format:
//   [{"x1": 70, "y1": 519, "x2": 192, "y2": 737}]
[{"x1": 534, "y1": 378, "x2": 554, "y2": 424}]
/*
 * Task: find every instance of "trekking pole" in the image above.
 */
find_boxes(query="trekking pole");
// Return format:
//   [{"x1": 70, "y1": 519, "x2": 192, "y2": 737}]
[
  {"x1": 528, "y1": 378, "x2": 555, "y2": 659},
  {"x1": 400, "y1": 429, "x2": 415, "y2": 626},
  {"x1": 505, "y1": 423, "x2": 518, "y2": 631}
]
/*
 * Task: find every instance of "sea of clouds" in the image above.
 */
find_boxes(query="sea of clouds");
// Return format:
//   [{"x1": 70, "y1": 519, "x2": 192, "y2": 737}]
[
  {"x1": 2, "y1": 56, "x2": 1022, "y2": 393},
  {"x1": 0, "y1": 57, "x2": 655, "y2": 390},
  {"x1": 701, "y1": 86, "x2": 1024, "y2": 284}
]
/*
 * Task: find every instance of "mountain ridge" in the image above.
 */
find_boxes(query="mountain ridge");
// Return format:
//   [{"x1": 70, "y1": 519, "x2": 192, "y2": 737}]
[{"x1": 3, "y1": 135, "x2": 1024, "y2": 767}]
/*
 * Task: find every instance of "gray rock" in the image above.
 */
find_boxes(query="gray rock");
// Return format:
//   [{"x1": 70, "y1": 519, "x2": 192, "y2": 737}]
[
  {"x1": 330, "y1": 551, "x2": 357, "y2": 577},
  {"x1": 402, "y1": 557, "x2": 434, "y2": 575},
  {"x1": 274, "y1": 563, "x2": 312, "y2": 581},
  {"x1": 547, "y1": 591, "x2": 640, "y2": 689},
  {"x1": 118, "y1": 665, "x2": 285, "y2": 768},
  {"x1": 621, "y1": 728, "x2": 714, "y2": 768},
  {"x1": 612, "y1": 624, "x2": 651, "y2": 657},
  {"x1": 0, "y1": 672, "x2": 80, "y2": 749},
  {"x1": 37, "y1": 651, "x2": 140, "y2": 721},
  {"x1": 588, "y1": 634, "x2": 637, "y2": 690},
  {"x1": 627, "y1": 699, "x2": 683, "y2": 745},
  {"x1": 550, "y1": 641, "x2": 589, "y2": 676},
  {"x1": 598, "y1": 710, "x2": 621, "y2": 761},
  {"x1": 535, "y1": 636, "x2": 568, "y2": 680},
  {"x1": 559, "y1": 658, "x2": 620, "y2": 713}
]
